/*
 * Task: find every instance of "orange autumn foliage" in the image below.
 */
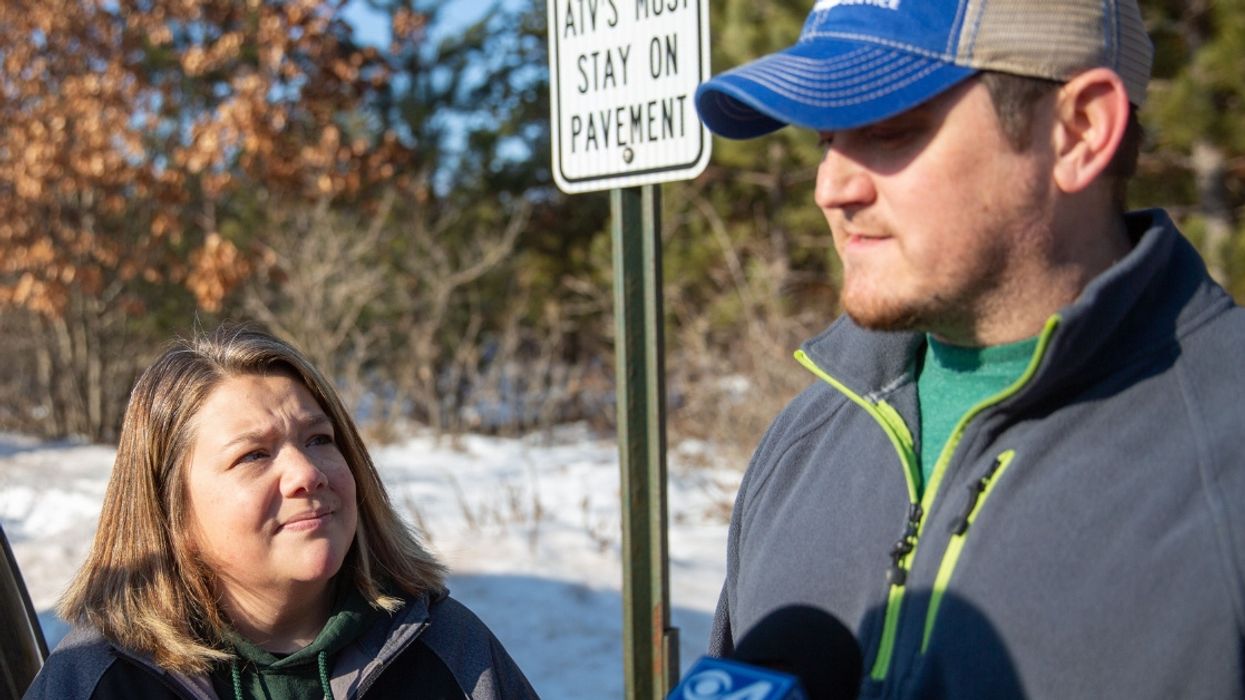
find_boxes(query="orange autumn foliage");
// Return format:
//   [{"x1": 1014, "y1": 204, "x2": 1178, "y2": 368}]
[{"x1": 0, "y1": 0, "x2": 419, "y2": 316}]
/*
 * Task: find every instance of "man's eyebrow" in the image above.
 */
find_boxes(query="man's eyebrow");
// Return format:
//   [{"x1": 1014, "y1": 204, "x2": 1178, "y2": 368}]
[{"x1": 878, "y1": 102, "x2": 935, "y2": 124}]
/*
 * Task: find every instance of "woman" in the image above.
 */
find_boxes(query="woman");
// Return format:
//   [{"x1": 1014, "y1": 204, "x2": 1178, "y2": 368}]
[{"x1": 24, "y1": 325, "x2": 538, "y2": 699}]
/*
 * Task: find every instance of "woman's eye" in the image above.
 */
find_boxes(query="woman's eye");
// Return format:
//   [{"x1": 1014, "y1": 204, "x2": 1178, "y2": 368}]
[
  {"x1": 308, "y1": 433, "x2": 334, "y2": 447},
  {"x1": 238, "y1": 450, "x2": 267, "y2": 464}
]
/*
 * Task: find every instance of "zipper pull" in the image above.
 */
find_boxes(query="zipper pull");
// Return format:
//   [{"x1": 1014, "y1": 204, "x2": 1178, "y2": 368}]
[
  {"x1": 887, "y1": 564, "x2": 908, "y2": 586},
  {"x1": 886, "y1": 502, "x2": 924, "y2": 586},
  {"x1": 949, "y1": 454, "x2": 1009, "y2": 535},
  {"x1": 950, "y1": 479, "x2": 986, "y2": 535},
  {"x1": 908, "y1": 502, "x2": 924, "y2": 523}
]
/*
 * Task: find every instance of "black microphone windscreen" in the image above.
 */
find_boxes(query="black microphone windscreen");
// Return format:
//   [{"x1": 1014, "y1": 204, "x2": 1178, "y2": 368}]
[{"x1": 732, "y1": 604, "x2": 863, "y2": 700}]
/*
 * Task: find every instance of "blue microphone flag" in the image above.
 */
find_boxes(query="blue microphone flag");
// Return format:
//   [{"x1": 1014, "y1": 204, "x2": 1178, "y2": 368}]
[{"x1": 670, "y1": 657, "x2": 808, "y2": 700}]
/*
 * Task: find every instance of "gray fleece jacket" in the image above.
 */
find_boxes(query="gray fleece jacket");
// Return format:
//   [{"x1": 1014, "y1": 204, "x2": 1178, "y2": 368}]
[
  {"x1": 23, "y1": 591, "x2": 538, "y2": 699},
  {"x1": 711, "y1": 209, "x2": 1245, "y2": 699}
]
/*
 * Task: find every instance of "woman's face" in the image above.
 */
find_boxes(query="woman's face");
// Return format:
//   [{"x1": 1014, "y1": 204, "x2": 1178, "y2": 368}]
[{"x1": 184, "y1": 372, "x2": 358, "y2": 604}]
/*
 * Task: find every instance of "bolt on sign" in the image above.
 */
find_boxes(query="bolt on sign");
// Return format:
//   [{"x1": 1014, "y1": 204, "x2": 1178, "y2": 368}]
[{"x1": 547, "y1": 0, "x2": 711, "y2": 194}]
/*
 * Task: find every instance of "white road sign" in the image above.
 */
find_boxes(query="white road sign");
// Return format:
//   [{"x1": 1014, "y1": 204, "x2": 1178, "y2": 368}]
[{"x1": 546, "y1": 0, "x2": 712, "y2": 194}]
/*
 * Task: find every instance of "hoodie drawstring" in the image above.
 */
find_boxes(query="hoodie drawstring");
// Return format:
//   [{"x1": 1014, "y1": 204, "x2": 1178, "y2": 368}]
[
  {"x1": 230, "y1": 659, "x2": 243, "y2": 700},
  {"x1": 229, "y1": 651, "x2": 334, "y2": 699},
  {"x1": 317, "y1": 650, "x2": 332, "y2": 698}
]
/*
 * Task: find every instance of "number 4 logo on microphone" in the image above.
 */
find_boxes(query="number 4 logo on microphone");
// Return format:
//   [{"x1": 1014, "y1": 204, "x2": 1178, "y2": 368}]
[{"x1": 672, "y1": 658, "x2": 808, "y2": 700}]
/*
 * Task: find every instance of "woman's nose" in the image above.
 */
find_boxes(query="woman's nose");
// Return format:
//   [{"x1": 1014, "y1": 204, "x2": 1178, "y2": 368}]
[{"x1": 279, "y1": 448, "x2": 327, "y2": 496}]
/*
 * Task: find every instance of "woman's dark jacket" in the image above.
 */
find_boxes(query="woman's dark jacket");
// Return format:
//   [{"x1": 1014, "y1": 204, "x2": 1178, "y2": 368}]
[{"x1": 23, "y1": 590, "x2": 538, "y2": 699}]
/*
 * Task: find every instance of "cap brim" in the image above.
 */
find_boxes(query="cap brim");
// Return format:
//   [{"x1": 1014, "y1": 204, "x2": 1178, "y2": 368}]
[{"x1": 695, "y1": 40, "x2": 976, "y2": 139}]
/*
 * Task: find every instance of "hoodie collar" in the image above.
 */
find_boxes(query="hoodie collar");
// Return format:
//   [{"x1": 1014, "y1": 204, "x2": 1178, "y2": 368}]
[{"x1": 223, "y1": 582, "x2": 377, "y2": 672}]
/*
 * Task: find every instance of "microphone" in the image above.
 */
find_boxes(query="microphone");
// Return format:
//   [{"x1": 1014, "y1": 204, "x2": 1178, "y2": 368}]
[{"x1": 669, "y1": 605, "x2": 862, "y2": 700}]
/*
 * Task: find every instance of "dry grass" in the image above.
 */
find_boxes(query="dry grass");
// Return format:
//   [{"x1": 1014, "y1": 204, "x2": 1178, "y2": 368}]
[{"x1": 667, "y1": 308, "x2": 826, "y2": 472}]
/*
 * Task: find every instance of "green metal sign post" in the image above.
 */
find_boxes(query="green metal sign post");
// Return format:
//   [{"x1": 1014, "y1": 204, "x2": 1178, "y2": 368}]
[
  {"x1": 545, "y1": 0, "x2": 710, "y2": 691},
  {"x1": 612, "y1": 184, "x2": 678, "y2": 700}
]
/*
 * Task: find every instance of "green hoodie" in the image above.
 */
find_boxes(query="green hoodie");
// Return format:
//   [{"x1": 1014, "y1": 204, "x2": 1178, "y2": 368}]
[{"x1": 211, "y1": 583, "x2": 378, "y2": 700}]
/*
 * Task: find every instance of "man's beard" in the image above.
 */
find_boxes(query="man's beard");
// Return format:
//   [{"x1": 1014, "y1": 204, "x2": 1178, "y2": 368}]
[
  {"x1": 842, "y1": 290, "x2": 957, "y2": 334},
  {"x1": 838, "y1": 267, "x2": 1004, "y2": 342}
]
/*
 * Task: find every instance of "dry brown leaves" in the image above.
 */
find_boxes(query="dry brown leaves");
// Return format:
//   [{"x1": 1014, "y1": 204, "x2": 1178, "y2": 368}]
[{"x1": 0, "y1": 0, "x2": 421, "y2": 318}]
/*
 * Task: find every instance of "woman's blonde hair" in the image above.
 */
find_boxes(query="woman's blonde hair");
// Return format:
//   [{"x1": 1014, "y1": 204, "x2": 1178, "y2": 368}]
[{"x1": 58, "y1": 323, "x2": 445, "y2": 673}]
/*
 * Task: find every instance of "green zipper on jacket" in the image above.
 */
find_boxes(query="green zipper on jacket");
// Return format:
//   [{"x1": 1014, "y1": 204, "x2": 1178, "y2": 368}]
[
  {"x1": 920, "y1": 448, "x2": 1016, "y2": 652},
  {"x1": 794, "y1": 349, "x2": 921, "y2": 682},
  {"x1": 793, "y1": 314, "x2": 1060, "y2": 683},
  {"x1": 793, "y1": 350, "x2": 920, "y2": 502}
]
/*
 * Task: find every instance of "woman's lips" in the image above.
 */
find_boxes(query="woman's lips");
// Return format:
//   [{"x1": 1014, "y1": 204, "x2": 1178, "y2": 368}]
[{"x1": 279, "y1": 508, "x2": 334, "y2": 532}]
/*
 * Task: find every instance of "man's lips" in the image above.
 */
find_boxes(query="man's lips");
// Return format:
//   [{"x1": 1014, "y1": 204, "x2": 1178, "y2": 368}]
[
  {"x1": 833, "y1": 221, "x2": 890, "y2": 247},
  {"x1": 842, "y1": 230, "x2": 891, "y2": 247}
]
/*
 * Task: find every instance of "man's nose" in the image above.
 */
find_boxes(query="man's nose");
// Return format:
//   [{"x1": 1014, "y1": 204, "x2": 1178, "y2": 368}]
[{"x1": 814, "y1": 147, "x2": 876, "y2": 211}]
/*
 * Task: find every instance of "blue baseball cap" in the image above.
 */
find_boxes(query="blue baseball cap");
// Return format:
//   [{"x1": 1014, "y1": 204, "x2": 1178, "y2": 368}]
[{"x1": 695, "y1": 0, "x2": 1153, "y2": 139}]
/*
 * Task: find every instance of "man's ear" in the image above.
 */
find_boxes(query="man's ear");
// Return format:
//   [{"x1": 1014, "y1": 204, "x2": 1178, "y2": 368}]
[{"x1": 1051, "y1": 68, "x2": 1131, "y2": 194}]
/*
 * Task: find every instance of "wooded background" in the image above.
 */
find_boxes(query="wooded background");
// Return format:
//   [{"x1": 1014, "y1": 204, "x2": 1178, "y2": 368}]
[{"x1": 2, "y1": 0, "x2": 1242, "y2": 458}]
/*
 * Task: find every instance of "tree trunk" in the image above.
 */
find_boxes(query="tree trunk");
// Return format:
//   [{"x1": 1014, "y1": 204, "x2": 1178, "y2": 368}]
[{"x1": 1192, "y1": 140, "x2": 1232, "y2": 284}]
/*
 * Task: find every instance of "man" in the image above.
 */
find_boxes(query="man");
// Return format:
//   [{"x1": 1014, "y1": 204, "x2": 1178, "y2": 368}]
[{"x1": 695, "y1": 2, "x2": 1245, "y2": 698}]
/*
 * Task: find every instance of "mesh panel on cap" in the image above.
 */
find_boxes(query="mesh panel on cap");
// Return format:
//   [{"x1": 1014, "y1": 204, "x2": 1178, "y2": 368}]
[
  {"x1": 956, "y1": 0, "x2": 1153, "y2": 105},
  {"x1": 1114, "y1": 0, "x2": 1153, "y2": 105}
]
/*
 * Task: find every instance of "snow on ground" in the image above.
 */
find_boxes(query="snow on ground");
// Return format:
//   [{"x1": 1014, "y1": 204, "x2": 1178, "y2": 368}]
[{"x1": 0, "y1": 425, "x2": 739, "y2": 698}]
